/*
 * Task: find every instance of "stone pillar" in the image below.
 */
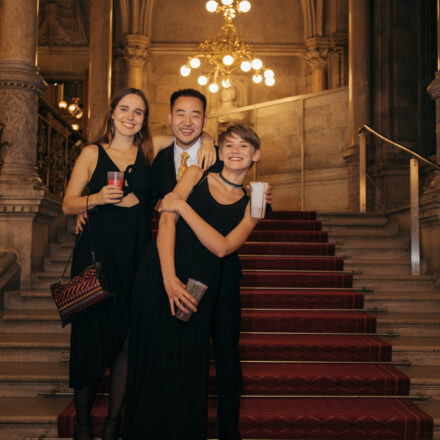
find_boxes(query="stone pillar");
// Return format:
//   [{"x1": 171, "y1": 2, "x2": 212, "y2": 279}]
[
  {"x1": 122, "y1": 34, "x2": 150, "y2": 90},
  {"x1": 0, "y1": 0, "x2": 61, "y2": 287},
  {"x1": 427, "y1": 0, "x2": 440, "y2": 164},
  {"x1": 88, "y1": 0, "x2": 113, "y2": 141},
  {"x1": 343, "y1": 0, "x2": 370, "y2": 211},
  {"x1": 304, "y1": 49, "x2": 329, "y2": 93}
]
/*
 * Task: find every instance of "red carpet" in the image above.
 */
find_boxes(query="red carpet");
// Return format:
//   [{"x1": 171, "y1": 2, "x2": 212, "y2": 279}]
[
  {"x1": 58, "y1": 210, "x2": 433, "y2": 439},
  {"x1": 241, "y1": 309, "x2": 376, "y2": 332},
  {"x1": 241, "y1": 288, "x2": 364, "y2": 309}
]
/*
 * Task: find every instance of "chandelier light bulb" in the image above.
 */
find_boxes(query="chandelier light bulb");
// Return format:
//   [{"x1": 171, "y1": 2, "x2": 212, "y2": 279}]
[
  {"x1": 238, "y1": 0, "x2": 251, "y2": 12},
  {"x1": 180, "y1": 65, "x2": 191, "y2": 77},
  {"x1": 222, "y1": 78, "x2": 232, "y2": 88},
  {"x1": 222, "y1": 54, "x2": 234, "y2": 66},
  {"x1": 209, "y1": 83, "x2": 219, "y2": 93},
  {"x1": 252, "y1": 73, "x2": 263, "y2": 84},
  {"x1": 265, "y1": 77, "x2": 275, "y2": 86},
  {"x1": 68, "y1": 103, "x2": 76, "y2": 113},
  {"x1": 251, "y1": 58, "x2": 263, "y2": 70},
  {"x1": 71, "y1": 123, "x2": 80, "y2": 131},
  {"x1": 75, "y1": 110, "x2": 84, "y2": 119},
  {"x1": 221, "y1": 0, "x2": 233, "y2": 5},
  {"x1": 198, "y1": 75, "x2": 208, "y2": 86},
  {"x1": 264, "y1": 69, "x2": 274, "y2": 78},
  {"x1": 240, "y1": 61, "x2": 252, "y2": 72},
  {"x1": 58, "y1": 100, "x2": 68, "y2": 109},
  {"x1": 189, "y1": 58, "x2": 201, "y2": 68},
  {"x1": 206, "y1": 0, "x2": 218, "y2": 12}
]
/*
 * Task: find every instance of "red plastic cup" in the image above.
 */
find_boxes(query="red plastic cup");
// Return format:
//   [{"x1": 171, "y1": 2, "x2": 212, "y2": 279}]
[{"x1": 107, "y1": 171, "x2": 124, "y2": 190}]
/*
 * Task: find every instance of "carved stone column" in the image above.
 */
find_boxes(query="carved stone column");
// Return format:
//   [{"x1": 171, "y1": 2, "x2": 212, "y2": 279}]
[
  {"x1": 88, "y1": 0, "x2": 113, "y2": 141},
  {"x1": 0, "y1": 0, "x2": 62, "y2": 287},
  {"x1": 343, "y1": 0, "x2": 370, "y2": 211},
  {"x1": 122, "y1": 34, "x2": 150, "y2": 90},
  {"x1": 304, "y1": 48, "x2": 329, "y2": 93}
]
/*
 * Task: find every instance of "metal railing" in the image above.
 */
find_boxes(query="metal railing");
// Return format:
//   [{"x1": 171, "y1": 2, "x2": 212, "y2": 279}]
[
  {"x1": 359, "y1": 125, "x2": 440, "y2": 275},
  {"x1": 36, "y1": 98, "x2": 87, "y2": 196}
]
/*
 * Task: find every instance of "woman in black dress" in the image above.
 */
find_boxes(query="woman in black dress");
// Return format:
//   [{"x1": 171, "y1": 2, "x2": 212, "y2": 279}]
[
  {"x1": 62, "y1": 87, "x2": 216, "y2": 440},
  {"x1": 124, "y1": 125, "x2": 262, "y2": 440}
]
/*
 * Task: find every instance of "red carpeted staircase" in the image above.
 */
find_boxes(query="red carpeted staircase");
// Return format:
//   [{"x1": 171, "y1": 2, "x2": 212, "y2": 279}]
[{"x1": 57, "y1": 211, "x2": 434, "y2": 439}]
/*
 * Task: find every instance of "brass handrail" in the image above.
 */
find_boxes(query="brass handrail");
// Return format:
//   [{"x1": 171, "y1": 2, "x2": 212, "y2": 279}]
[{"x1": 359, "y1": 124, "x2": 440, "y2": 172}]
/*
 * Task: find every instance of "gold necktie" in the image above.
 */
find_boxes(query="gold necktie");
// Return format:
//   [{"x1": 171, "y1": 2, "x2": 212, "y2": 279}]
[{"x1": 176, "y1": 151, "x2": 189, "y2": 181}]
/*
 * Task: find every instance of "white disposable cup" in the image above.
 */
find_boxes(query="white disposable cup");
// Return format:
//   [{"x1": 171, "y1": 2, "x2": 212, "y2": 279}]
[
  {"x1": 250, "y1": 181, "x2": 268, "y2": 219},
  {"x1": 175, "y1": 278, "x2": 208, "y2": 322}
]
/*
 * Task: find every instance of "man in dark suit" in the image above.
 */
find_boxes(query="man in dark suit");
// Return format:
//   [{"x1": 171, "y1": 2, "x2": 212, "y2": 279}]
[{"x1": 152, "y1": 88, "x2": 243, "y2": 440}]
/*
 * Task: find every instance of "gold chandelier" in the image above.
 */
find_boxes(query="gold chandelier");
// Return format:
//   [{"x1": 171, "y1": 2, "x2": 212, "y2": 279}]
[{"x1": 179, "y1": 0, "x2": 275, "y2": 93}]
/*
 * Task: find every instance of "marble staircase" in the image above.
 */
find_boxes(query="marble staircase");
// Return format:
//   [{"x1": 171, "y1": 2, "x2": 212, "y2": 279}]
[{"x1": 1, "y1": 213, "x2": 440, "y2": 439}]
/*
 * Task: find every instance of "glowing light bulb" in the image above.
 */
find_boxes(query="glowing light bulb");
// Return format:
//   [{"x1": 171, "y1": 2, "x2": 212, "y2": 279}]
[
  {"x1": 222, "y1": 54, "x2": 234, "y2": 66},
  {"x1": 251, "y1": 58, "x2": 263, "y2": 70},
  {"x1": 252, "y1": 74, "x2": 263, "y2": 84},
  {"x1": 265, "y1": 77, "x2": 275, "y2": 86},
  {"x1": 75, "y1": 110, "x2": 84, "y2": 119},
  {"x1": 209, "y1": 83, "x2": 219, "y2": 93},
  {"x1": 206, "y1": 0, "x2": 218, "y2": 12},
  {"x1": 180, "y1": 65, "x2": 191, "y2": 77},
  {"x1": 221, "y1": 0, "x2": 233, "y2": 5},
  {"x1": 71, "y1": 123, "x2": 80, "y2": 131},
  {"x1": 240, "y1": 61, "x2": 251, "y2": 72},
  {"x1": 58, "y1": 100, "x2": 67, "y2": 109},
  {"x1": 222, "y1": 78, "x2": 231, "y2": 88},
  {"x1": 239, "y1": 0, "x2": 251, "y2": 12},
  {"x1": 264, "y1": 69, "x2": 274, "y2": 78},
  {"x1": 198, "y1": 75, "x2": 208, "y2": 86},
  {"x1": 189, "y1": 58, "x2": 201, "y2": 68}
]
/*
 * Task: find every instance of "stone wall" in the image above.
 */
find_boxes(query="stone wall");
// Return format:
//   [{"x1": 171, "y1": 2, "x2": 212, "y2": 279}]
[{"x1": 245, "y1": 87, "x2": 349, "y2": 211}]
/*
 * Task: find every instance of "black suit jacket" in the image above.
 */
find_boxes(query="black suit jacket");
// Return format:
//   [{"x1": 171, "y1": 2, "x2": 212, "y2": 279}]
[{"x1": 151, "y1": 143, "x2": 223, "y2": 207}]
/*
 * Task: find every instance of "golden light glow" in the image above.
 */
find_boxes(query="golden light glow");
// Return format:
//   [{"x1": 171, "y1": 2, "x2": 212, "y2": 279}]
[
  {"x1": 265, "y1": 77, "x2": 275, "y2": 86},
  {"x1": 206, "y1": 0, "x2": 218, "y2": 12},
  {"x1": 58, "y1": 100, "x2": 68, "y2": 109},
  {"x1": 189, "y1": 58, "x2": 201, "y2": 68},
  {"x1": 198, "y1": 75, "x2": 208, "y2": 85},
  {"x1": 178, "y1": 1, "x2": 274, "y2": 93},
  {"x1": 71, "y1": 123, "x2": 80, "y2": 131}
]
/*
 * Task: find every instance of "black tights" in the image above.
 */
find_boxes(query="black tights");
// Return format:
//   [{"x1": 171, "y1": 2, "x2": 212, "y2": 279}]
[{"x1": 74, "y1": 335, "x2": 129, "y2": 440}]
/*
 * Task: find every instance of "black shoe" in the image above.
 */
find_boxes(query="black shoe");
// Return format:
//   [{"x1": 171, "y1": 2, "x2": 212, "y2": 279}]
[
  {"x1": 73, "y1": 423, "x2": 92, "y2": 440},
  {"x1": 102, "y1": 416, "x2": 121, "y2": 440}
]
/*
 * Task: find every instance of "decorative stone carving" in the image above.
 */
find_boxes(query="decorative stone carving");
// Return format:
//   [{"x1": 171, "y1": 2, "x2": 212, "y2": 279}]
[
  {"x1": 304, "y1": 48, "x2": 330, "y2": 71},
  {"x1": 122, "y1": 34, "x2": 151, "y2": 69},
  {"x1": 39, "y1": 0, "x2": 89, "y2": 46}
]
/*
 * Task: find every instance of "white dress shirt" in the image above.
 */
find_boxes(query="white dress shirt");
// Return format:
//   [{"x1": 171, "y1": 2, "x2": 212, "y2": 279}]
[{"x1": 173, "y1": 139, "x2": 202, "y2": 175}]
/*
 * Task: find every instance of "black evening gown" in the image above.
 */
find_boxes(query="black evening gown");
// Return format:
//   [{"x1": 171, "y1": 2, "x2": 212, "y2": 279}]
[
  {"x1": 124, "y1": 176, "x2": 248, "y2": 440},
  {"x1": 69, "y1": 144, "x2": 152, "y2": 388}
]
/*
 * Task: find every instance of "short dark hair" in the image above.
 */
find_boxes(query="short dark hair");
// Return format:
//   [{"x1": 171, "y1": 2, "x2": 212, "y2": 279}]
[
  {"x1": 170, "y1": 88, "x2": 207, "y2": 114},
  {"x1": 218, "y1": 125, "x2": 261, "y2": 150}
]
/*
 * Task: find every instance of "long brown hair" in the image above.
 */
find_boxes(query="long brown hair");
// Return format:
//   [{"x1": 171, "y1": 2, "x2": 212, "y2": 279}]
[{"x1": 93, "y1": 88, "x2": 153, "y2": 166}]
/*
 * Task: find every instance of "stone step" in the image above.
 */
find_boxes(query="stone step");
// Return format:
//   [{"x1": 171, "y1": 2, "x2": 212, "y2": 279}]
[
  {"x1": 318, "y1": 213, "x2": 389, "y2": 227},
  {"x1": 0, "y1": 333, "x2": 70, "y2": 362},
  {"x1": 365, "y1": 291, "x2": 440, "y2": 313},
  {"x1": 326, "y1": 222, "x2": 399, "y2": 238},
  {"x1": 44, "y1": 256, "x2": 71, "y2": 273},
  {"x1": 0, "y1": 362, "x2": 68, "y2": 397},
  {"x1": 335, "y1": 247, "x2": 409, "y2": 259},
  {"x1": 376, "y1": 312, "x2": 440, "y2": 337},
  {"x1": 48, "y1": 243, "x2": 73, "y2": 259},
  {"x1": 0, "y1": 396, "x2": 70, "y2": 440},
  {"x1": 331, "y1": 235, "x2": 409, "y2": 249},
  {"x1": 418, "y1": 399, "x2": 440, "y2": 440},
  {"x1": 353, "y1": 274, "x2": 439, "y2": 292},
  {"x1": 398, "y1": 366, "x2": 440, "y2": 398},
  {"x1": 56, "y1": 230, "x2": 75, "y2": 247},
  {"x1": 0, "y1": 310, "x2": 66, "y2": 333},
  {"x1": 384, "y1": 336, "x2": 440, "y2": 366},
  {"x1": 31, "y1": 272, "x2": 69, "y2": 290},
  {"x1": 344, "y1": 259, "x2": 412, "y2": 275},
  {"x1": 4, "y1": 289, "x2": 55, "y2": 310}
]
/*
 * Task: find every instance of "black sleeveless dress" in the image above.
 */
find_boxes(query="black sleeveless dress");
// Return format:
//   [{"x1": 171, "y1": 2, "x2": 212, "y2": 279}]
[
  {"x1": 123, "y1": 176, "x2": 249, "y2": 440},
  {"x1": 69, "y1": 145, "x2": 152, "y2": 388}
]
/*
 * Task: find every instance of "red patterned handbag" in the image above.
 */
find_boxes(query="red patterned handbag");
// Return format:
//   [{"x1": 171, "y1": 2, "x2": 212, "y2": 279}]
[{"x1": 50, "y1": 208, "x2": 116, "y2": 327}]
